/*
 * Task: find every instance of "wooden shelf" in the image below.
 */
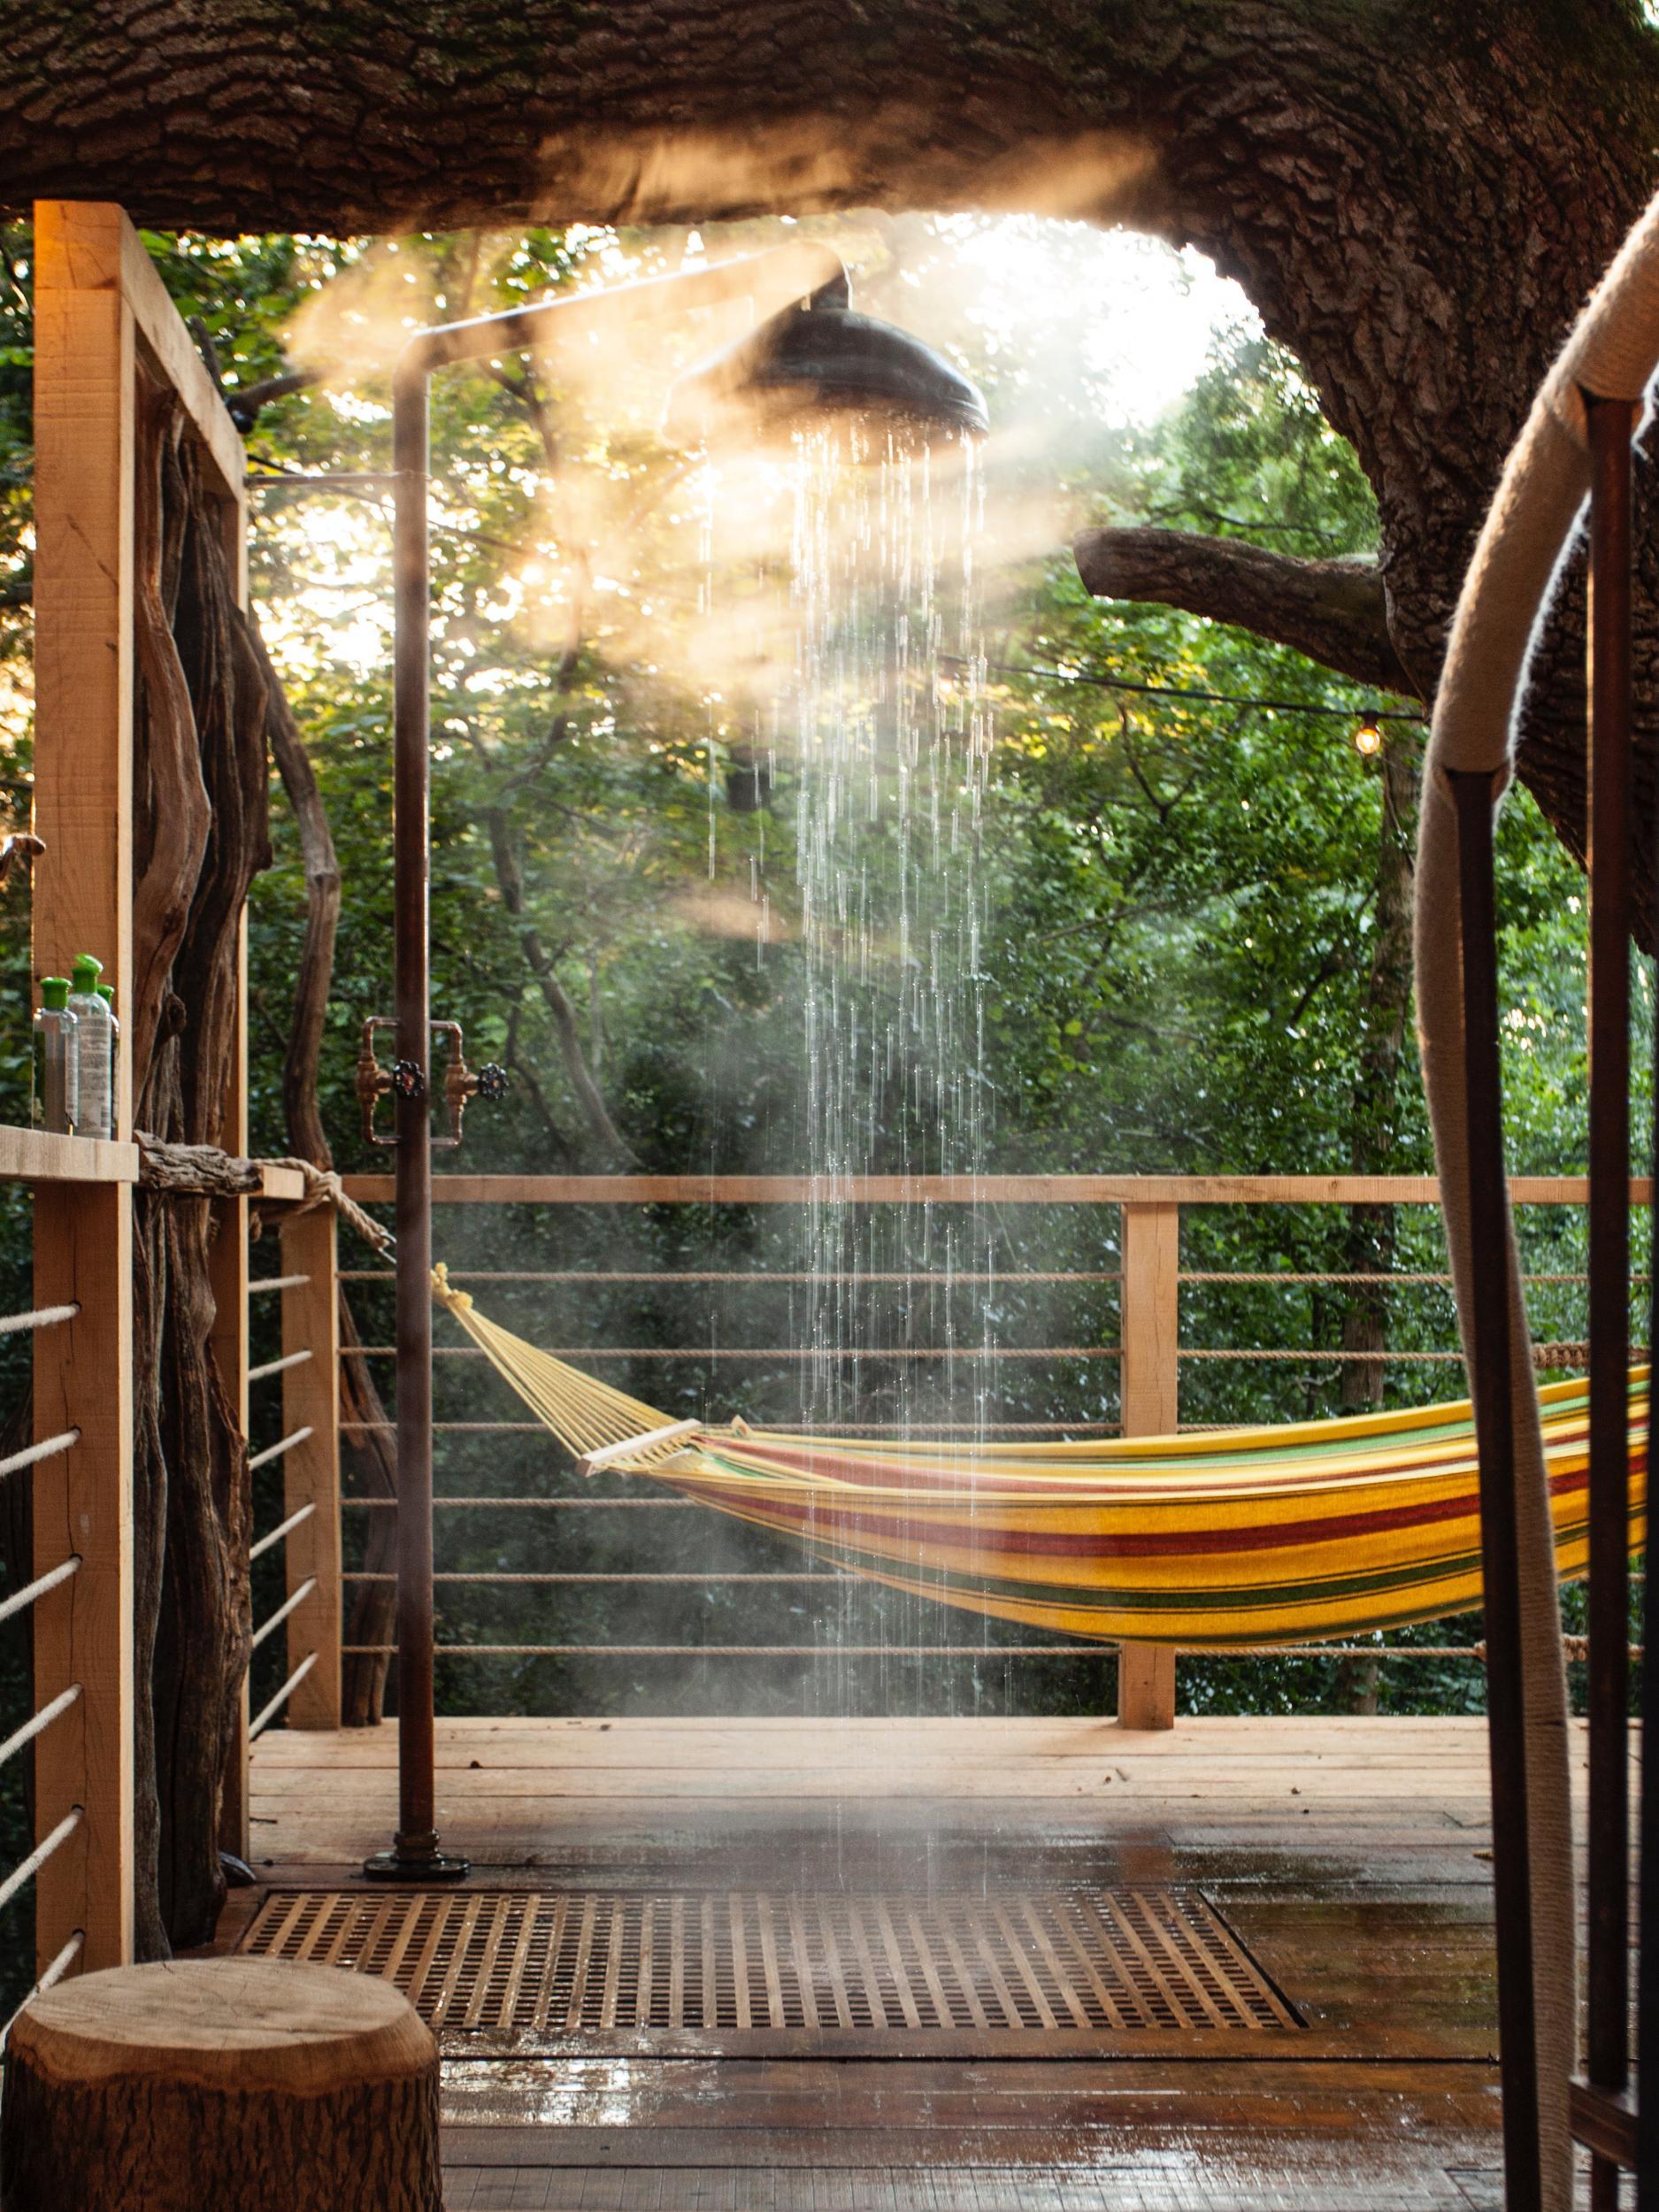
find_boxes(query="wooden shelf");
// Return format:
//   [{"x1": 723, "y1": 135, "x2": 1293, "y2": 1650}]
[{"x1": 0, "y1": 1126, "x2": 138, "y2": 1186}]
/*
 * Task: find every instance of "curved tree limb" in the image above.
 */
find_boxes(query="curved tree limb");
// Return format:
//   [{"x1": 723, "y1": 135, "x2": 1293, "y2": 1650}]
[
  {"x1": 484, "y1": 807, "x2": 639, "y2": 1167},
  {"x1": 1072, "y1": 528, "x2": 1416, "y2": 698},
  {"x1": 250, "y1": 615, "x2": 403, "y2": 1725}
]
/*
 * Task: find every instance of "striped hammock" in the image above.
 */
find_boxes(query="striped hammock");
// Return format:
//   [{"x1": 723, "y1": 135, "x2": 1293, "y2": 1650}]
[{"x1": 431, "y1": 1268, "x2": 1648, "y2": 1649}]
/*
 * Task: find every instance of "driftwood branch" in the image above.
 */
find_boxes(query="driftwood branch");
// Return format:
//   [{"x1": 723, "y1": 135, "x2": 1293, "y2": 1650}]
[
  {"x1": 137, "y1": 1134, "x2": 265, "y2": 1195},
  {"x1": 130, "y1": 385, "x2": 272, "y2": 1956},
  {"x1": 1071, "y1": 527, "x2": 1417, "y2": 697}
]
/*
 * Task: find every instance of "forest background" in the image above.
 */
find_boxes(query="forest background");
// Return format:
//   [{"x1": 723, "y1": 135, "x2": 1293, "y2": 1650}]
[{"x1": 0, "y1": 211, "x2": 1634, "y2": 1790}]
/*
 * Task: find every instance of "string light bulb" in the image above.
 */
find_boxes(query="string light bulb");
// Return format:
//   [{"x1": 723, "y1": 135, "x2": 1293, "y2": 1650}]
[{"x1": 1354, "y1": 710, "x2": 1384, "y2": 758}]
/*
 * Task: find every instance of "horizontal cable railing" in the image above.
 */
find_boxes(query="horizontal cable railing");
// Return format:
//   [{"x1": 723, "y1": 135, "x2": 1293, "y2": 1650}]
[
  {"x1": 242, "y1": 1247, "x2": 327, "y2": 1744},
  {"x1": 0, "y1": 1684, "x2": 81, "y2": 1774},
  {"x1": 0, "y1": 1808, "x2": 81, "y2": 1918},
  {"x1": 249, "y1": 1425, "x2": 312, "y2": 1472},
  {"x1": 250, "y1": 1653, "x2": 318, "y2": 1740},
  {"x1": 249, "y1": 1348, "x2": 312, "y2": 1386},
  {"x1": 0, "y1": 1286, "x2": 103, "y2": 1987},
  {"x1": 0, "y1": 1927, "x2": 84, "y2": 2050},
  {"x1": 0, "y1": 1555, "x2": 80, "y2": 1632},
  {"x1": 0, "y1": 1431, "x2": 80, "y2": 1485},
  {"x1": 0, "y1": 1302, "x2": 77, "y2": 1339},
  {"x1": 251, "y1": 1578, "x2": 317, "y2": 1653},
  {"x1": 250, "y1": 1502, "x2": 315, "y2": 1564},
  {"x1": 309, "y1": 1176, "x2": 1645, "y2": 1714}
]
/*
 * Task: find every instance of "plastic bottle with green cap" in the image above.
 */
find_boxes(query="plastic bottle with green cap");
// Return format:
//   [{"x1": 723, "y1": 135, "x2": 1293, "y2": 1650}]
[
  {"x1": 34, "y1": 979, "x2": 78, "y2": 1135},
  {"x1": 95, "y1": 983, "x2": 119, "y2": 1129},
  {"x1": 68, "y1": 954, "x2": 112, "y2": 1141}
]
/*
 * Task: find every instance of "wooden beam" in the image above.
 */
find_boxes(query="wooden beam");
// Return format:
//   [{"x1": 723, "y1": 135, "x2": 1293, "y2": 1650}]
[
  {"x1": 117, "y1": 220, "x2": 244, "y2": 507},
  {"x1": 1118, "y1": 1203, "x2": 1180, "y2": 1732},
  {"x1": 278, "y1": 1210, "x2": 342, "y2": 1727},
  {"x1": 341, "y1": 1172, "x2": 1647, "y2": 1208},
  {"x1": 30, "y1": 202, "x2": 138, "y2": 1977},
  {"x1": 32, "y1": 204, "x2": 135, "y2": 1118}
]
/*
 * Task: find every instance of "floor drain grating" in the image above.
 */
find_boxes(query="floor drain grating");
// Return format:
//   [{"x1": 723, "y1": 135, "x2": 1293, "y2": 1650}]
[{"x1": 238, "y1": 1886, "x2": 1301, "y2": 2049}]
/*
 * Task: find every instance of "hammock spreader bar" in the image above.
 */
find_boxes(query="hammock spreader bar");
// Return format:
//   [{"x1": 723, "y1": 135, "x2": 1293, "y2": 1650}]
[{"x1": 430, "y1": 1267, "x2": 1647, "y2": 1652}]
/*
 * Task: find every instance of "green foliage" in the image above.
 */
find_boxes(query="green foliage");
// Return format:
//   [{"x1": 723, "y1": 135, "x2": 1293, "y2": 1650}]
[{"x1": 0, "y1": 216, "x2": 1632, "y2": 1744}]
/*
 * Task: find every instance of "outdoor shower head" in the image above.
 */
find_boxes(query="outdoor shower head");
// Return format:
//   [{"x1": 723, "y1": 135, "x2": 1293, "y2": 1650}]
[{"x1": 664, "y1": 268, "x2": 988, "y2": 450}]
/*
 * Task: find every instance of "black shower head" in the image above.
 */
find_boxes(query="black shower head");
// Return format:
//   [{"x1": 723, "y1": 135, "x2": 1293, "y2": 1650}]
[{"x1": 664, "y1": 269, "x2": 988, "y2": 450}]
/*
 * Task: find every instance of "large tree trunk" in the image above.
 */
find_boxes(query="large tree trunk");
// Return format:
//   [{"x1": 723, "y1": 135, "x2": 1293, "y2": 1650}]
[
  {"x1": 130, "y1": 369, "x2": 272, "y2": 1953},
  {"x1": 8, "y1": 0, "x2": 1652, "y2": 898}
]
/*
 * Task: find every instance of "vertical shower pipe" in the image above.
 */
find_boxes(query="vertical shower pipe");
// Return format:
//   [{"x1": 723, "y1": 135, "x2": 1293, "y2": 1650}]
[
  {"x1": 1585, "y1": 389, "x2": 1636, "y2": 2212},
  {"x1": 1451, "y1": 767, "x2": 1540, "y2": 2212},
  {"x1": 363, "y1": 340, "x2": 457, "y2": 1878},
  {"x1": 363, "y1": 244, "x2": 845, "y2": 1878}
]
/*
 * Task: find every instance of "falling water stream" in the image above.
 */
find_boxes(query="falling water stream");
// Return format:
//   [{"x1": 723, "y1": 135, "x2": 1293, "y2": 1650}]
[
  {"x1": 710, "y1": 423, "x2": 998, "y2": 1717},
  {"x1": 787, "y1": 427, "x2": 994, "y2": 1439}
]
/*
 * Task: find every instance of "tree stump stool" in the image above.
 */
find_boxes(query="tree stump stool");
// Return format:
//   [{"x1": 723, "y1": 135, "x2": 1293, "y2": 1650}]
[{"x1": 0, "y1": 1958, "x2": 440, "y2": 2212}]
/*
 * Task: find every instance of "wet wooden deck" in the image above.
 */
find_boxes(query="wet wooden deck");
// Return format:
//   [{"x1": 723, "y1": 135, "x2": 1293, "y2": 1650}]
[{"x1": 232, "y1": 1715, "x2": 1585, "y2": 2210}]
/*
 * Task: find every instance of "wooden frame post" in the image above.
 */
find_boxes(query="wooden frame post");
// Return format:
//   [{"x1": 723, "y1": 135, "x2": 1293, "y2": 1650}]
[
  {"x1": 31, "y1": 203, "x2": 138, "y2": 1975},
  {"x1": 279, "y1": 1209, "x2": 342, "y2": 1726},
  {"x1": 1118, "y1": 1202, "x2": 1180, "y2": 1731}
]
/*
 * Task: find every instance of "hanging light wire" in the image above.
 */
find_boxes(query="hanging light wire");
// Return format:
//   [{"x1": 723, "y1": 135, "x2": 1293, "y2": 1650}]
[{"x1": 943, "y1": 653, "x2": 1423, "y2": 724}]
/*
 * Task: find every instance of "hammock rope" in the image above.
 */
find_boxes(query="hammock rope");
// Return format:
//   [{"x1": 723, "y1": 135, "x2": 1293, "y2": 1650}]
[{"x1": 430, "y1": 1267, "x2": 1647, "y2": 1652}]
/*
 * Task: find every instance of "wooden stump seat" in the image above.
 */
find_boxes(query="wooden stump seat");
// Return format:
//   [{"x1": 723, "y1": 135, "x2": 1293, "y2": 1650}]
[{"x1": 0, "y1": 1958, "x2": 439, "y2": 2211}]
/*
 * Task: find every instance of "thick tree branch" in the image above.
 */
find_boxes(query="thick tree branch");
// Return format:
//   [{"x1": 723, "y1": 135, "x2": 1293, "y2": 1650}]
[
  {"x1": 1072, "y1": 528, "x2": 1416, "y2": 697},
  {"x1": 227, "y1": 369, "x2": 323, "y2": 433},
  {"x1": 251, "y1": 618, "x2": 341, "y2": 1170},
  {"x1": 10, "y1": 0, "x2": 1659, "y2": 897}
]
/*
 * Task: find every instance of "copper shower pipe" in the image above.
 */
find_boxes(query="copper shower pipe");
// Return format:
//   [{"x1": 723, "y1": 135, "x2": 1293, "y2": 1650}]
[{"x1": 366, "y1": 242, "x2": 849, "y2": 1882}]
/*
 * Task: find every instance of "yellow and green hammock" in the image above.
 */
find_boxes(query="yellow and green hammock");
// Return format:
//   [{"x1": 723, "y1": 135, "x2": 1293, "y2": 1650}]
[{"x1": 432, "y1": 1268, "x2": 1647, "y2": 1649}]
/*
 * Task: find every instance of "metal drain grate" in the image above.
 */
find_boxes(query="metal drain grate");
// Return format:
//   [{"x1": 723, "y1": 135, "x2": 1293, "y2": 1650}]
[{"x1": 239, "y1": 1887, "x2": 1301, "y2": 2049}]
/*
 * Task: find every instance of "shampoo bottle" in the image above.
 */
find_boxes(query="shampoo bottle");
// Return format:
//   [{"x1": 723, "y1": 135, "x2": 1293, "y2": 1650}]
[
  {"x1": 67, "y1": 954, "x2": 112, "y2": 1141},
  {"x1": 34, "y1": 979, "x2": 78, "y2": 1135}
]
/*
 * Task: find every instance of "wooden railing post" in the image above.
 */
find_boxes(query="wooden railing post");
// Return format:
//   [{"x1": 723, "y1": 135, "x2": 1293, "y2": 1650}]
[
  {"x1": 279, "y1": 1209, "x2": 342, "y2": 1726},
  {"x1": 1118, "y1": 1202, "x2": 1180, "y2": 1731},
  {"x1": 31, "y1": 203, "x2": 138, "y2": 1975}
]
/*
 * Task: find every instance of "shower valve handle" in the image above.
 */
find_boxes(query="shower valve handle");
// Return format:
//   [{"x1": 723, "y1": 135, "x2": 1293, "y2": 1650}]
[{"x1": 357, "y1": 1017, "x2": 503, "y2": 1148}]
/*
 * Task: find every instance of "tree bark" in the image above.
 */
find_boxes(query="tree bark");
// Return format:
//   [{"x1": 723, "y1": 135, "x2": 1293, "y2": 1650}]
[
  {"x1": 0, "y1": 1960, "x2": 439, "y2": 2212},
  {"x1": 1072, "y1": 530, "x2": 1412, "y2": 695},
  {"x1": 8, "y1": 0, "x2": 1651, "y2": 897},
  {"x1": 130, "y1": 369, "x2": 273, "y2": 1954},
  {"x1": 136, "y1": 1135, "x2": 267, "y2": 1195}
]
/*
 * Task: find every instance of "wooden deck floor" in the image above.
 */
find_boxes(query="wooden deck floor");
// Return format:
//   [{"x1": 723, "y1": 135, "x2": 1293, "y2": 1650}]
[{"x1": 234, "y1": 1715, "x2": 1585, "y2": 2210}]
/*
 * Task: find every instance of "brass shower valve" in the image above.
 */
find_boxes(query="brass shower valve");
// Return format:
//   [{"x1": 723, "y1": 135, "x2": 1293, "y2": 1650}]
[{"x1": 357, "y1": 1017, "x2": 509, "y2": 1148}]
